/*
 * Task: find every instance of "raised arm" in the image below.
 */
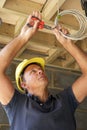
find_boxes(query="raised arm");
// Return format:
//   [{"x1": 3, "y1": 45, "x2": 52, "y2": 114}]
[
  {"x1": 0, "y1": 11, "x2": 41, "y2": 105},
  {"x1": 53, "y1": 26, "x2": 87, "y2": 103}
]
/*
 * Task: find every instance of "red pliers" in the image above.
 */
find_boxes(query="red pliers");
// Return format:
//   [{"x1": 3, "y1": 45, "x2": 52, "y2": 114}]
[{"x1": 27, "y1": 16, "x2": 52, "y2": 30}]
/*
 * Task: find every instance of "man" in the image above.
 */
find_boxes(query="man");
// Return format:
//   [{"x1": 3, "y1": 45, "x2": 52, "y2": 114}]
[{"x1": 0, "y1": 11, "x2": 87, "y2": 130}]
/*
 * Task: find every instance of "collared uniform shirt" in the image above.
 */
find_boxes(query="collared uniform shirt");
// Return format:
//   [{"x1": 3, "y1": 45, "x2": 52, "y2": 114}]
[{"x1": 3, "y1": 87, "x2": 79, "y2": 130}]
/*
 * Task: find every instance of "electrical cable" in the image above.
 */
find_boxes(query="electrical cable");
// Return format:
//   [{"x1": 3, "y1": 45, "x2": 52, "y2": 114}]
[{"x1": 55, "y1": 9, "x2": 87, "y2": 40}]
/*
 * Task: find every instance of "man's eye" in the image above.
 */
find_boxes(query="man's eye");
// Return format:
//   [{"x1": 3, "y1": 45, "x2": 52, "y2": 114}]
[{"x1": 31, "y1": 70, "x2": 36, "y2": 73}]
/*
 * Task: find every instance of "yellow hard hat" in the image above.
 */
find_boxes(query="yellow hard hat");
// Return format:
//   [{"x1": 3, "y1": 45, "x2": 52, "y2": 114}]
[{"x1": 15, "y1": 57, "x2": 45, "y2": 93}]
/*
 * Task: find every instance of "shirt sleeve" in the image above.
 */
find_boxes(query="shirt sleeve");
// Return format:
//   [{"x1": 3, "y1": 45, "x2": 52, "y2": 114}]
[
  {"x1": 59, "y1": 86, "x2": 80, "y2": 114},
  {"x1": 2, "y1": 89, "x2": 21, "y2": 124}
]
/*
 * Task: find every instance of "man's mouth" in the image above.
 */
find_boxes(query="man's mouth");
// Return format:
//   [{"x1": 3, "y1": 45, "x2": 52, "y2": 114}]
[{"x1": 39, "y1": 75, "x2": 46, "y2": 80}]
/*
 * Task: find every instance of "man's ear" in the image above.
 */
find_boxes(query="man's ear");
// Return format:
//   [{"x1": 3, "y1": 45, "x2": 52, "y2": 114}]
[{"x1": 20, "y1": 81, "x2": 27, "y2": 89}]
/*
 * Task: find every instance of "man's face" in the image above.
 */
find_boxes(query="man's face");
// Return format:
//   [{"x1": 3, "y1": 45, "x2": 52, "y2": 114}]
[{"x1": 22, "y1": 64, "x2": 49, "y2": 92}]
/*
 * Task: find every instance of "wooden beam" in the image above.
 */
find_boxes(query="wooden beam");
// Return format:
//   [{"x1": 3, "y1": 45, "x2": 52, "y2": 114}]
[
  {"x1": 43, "y1": 0, "x2": 66, "y2": 20},
  {"x1": 0, "y1": 35, "x2": 13, "y2": 44},
  {"x1": 0, "y1": 8, "x2": 26, "y2": 37},
  {"x1": 45, "y1": 47, "x2": 63, "y2": 63},
  {"x1": 62, "y1": 58, "x2": 75, "y2": 67},
  {"x1": 27, "y1": 41, "x2": 50, "y2": 56},
  {"x1": 56, "y1": 50, "x2": 75, "y2": 68},
  {"x1": 30, "y1": 0, "x2": 46, "y2": 4},
  {"x1": 60, "y1": 0, "x2": 83, "y2": 13},
  {"x1": 15, "y1": 40, "x2": 51, "y2": 57},
  {"x1": 4, "y1": 0, "x2": 42, "y2": 14},
  {"x1": 0, "y1": 0, "x2": 7, "y2": 8}
]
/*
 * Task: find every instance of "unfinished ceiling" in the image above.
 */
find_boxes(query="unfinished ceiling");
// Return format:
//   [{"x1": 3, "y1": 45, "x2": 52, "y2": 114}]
[
  {"x1": 0, "y1": 0, "x2": 87, "y2": 72},
  {"x1": 1, "y1": 1, "x2": 87, "y2": 130}
]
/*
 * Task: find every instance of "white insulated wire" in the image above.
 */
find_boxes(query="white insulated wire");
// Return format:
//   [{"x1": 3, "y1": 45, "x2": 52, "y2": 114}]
[{"x1": 55, "y1": 9, "x2": 87, "y2": 40}]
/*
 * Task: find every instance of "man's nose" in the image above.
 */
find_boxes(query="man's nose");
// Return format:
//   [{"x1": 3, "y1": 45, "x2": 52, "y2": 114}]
[{"x1": 38, "y1": 69, "x2": 43, "y2": 74}]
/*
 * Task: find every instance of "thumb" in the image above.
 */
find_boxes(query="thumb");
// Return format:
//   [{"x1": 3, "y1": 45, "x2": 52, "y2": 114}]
[{"x1": 33, "y1": 20, "x2": 39, "y2": 30}]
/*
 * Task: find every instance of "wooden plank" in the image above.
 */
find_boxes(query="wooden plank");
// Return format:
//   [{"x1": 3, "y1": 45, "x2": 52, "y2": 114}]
[
  {"x1": 60, "y1": 0, "x2": 83, "y2": 13},
  {"x1": 54, "y1": 50, "x2": 75, "y2": 68},
  {"x1": 43, "y1": 0, "x2": 66, "y2": 20},
  {"x1": 30, "y1": 30, "x2": 56, "y2": 46},
  {"x1": 45, "y1": 47, "x2": 63, "y2": 63},
  {"x1": 16, "y1": 40, "x2": 50, "y2": 57},
  {"x1": 0, "y1": 6, "x2": 27, "y2": 17},
  {"x1": 4, "y1": 0, "x2": 42, "y2": 14},
  {"x1": 0, "y1": 8, "x2": 26, "y2": 36},
  {"x1": 0, "y1": 35, "x2": 12, "y2": 44},
  {"x1": 62, "y1": 58, "x2": 75, "y2": 67},
  {"x1": 27, "y1": 41, "x2": 50, "y2": 55},
  {"x1": 0, "y1": 0, "x2": 7, "y2": 8},
  {"x1": 30, "y1": 0, "x2": 46, "y2": 4}
]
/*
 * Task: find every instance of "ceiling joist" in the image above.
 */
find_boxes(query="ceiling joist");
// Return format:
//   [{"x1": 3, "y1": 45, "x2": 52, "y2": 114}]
[
  {"x1": 43, "y1": 0, "x2": 66, "y2": 20},
  {"x1": 45, "y1": 48, "x2": 63, "y2": 63},
  {"x1": 30, "y1": 0, "x2": 46, "y2": 4},
  {"x1": 0, "y1": 0, "x2": 7, "y2": 8},
  {"x1": 0, "y1": 8, "x2": 26, "y2": 37},
  {"x1": 27, "y1": 41, "x2": 50, "y2": 56}
]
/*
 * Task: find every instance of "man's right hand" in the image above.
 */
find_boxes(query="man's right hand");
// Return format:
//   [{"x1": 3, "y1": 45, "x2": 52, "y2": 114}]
[{"x1": 19, "y1": 11, "x2": 41, "y2": 42}]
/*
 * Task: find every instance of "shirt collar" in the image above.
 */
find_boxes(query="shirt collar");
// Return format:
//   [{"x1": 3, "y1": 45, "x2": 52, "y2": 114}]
[{"x1": 27, "y1": 93, "x2": 53, "y2": 106}]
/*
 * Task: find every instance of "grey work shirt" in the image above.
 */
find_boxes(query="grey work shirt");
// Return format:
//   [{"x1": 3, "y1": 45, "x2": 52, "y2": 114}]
[{"x1": 3, "y1": 87, "x2": 79, "y2": 130}]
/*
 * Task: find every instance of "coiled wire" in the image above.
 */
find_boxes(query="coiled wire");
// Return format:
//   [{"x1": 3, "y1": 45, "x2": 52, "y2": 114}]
[{"x1": 55, "y1": 9, "x2": 87, "y2": 40}]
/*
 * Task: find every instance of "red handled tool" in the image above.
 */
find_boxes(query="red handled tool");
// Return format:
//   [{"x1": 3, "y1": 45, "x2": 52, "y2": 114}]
[{"x1": 27, "y1": 16, "x2": 52, "y2": 30}]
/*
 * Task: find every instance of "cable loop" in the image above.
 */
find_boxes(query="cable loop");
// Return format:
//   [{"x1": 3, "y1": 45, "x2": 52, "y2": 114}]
[{"x1": 55, "y1": 9, "x2": 87, "y2": 40}]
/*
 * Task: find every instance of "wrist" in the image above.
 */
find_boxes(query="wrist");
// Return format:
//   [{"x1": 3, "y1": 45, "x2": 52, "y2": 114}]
[
  {"x1": 18, "y1": 33, "x2": 29, "y2": 43},
  {"x1": 62, "y1": 40, "x2": 74, "y2": 49}
]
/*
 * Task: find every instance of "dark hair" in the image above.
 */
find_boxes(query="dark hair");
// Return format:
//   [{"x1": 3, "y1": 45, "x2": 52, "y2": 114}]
[{"x1": 21, "y1": 62, "x2": 42, "y2": 76}]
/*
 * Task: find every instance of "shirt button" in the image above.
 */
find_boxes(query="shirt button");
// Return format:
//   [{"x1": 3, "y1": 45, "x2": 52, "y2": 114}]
[{"x1": 40, "y1": 103, "x2": 43, "y2": 106}]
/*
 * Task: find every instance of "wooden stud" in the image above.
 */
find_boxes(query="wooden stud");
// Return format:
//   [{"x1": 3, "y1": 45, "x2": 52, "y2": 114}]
[
  {"x1": 0, "y1": 8, "x2": 26, "y2": 36},
  {"x1": 4, "y1": 0, "x2": 42, "y2": 14},
  {"x1": 45, "y1": 47, "x2": 63, "y2": 63},
  {"x1": 43, "y1": 0, "x2": 66, "y2": 20},
  {"x1": 30, "y1": 0, "x2": 46, "y2": 4},
  {"x1": 0, "y1": 0, "x2": 7, "y2": 8}
]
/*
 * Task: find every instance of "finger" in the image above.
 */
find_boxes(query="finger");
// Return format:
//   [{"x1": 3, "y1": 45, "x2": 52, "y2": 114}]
[
  {"x1": 34, "y1": 11, "x2": 39, "y2": 17},
  {"x1": 58, "y1": 25, "x2": 62, "y2": 31},
  {"x1": 52, "y1": 27, "x2": 59, "y2": 33},
  {"x1": 52, "y1": 28, "x2": 61, "y2": 38},
  {"x1": 32, "y1": 11, "x2": 36, "y2": 16},
  {"x1": 54, "y1": 24, "x2": 69, "y2": 35},
  {"x1": 33, "y1": 20, "x2": 39, "y2": 30},
  {"x1": 26, "y1": 15, "x2": 32, "y2": 24},
  {"x1": 33, "y1": 11, "x2": 42, "y2": 20},
  {"x1": 61, "y1": 27, "x2": 69, "y2": 35},
  {"x1": 34, "y1": 11, "x2": 40, "y2": 18},
  {"x1": 38, "y1": 12, "x2": 42, "y2": 20},
  {"x1": 52, "y1": 24, "x2": 62, "y2": 31}
]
